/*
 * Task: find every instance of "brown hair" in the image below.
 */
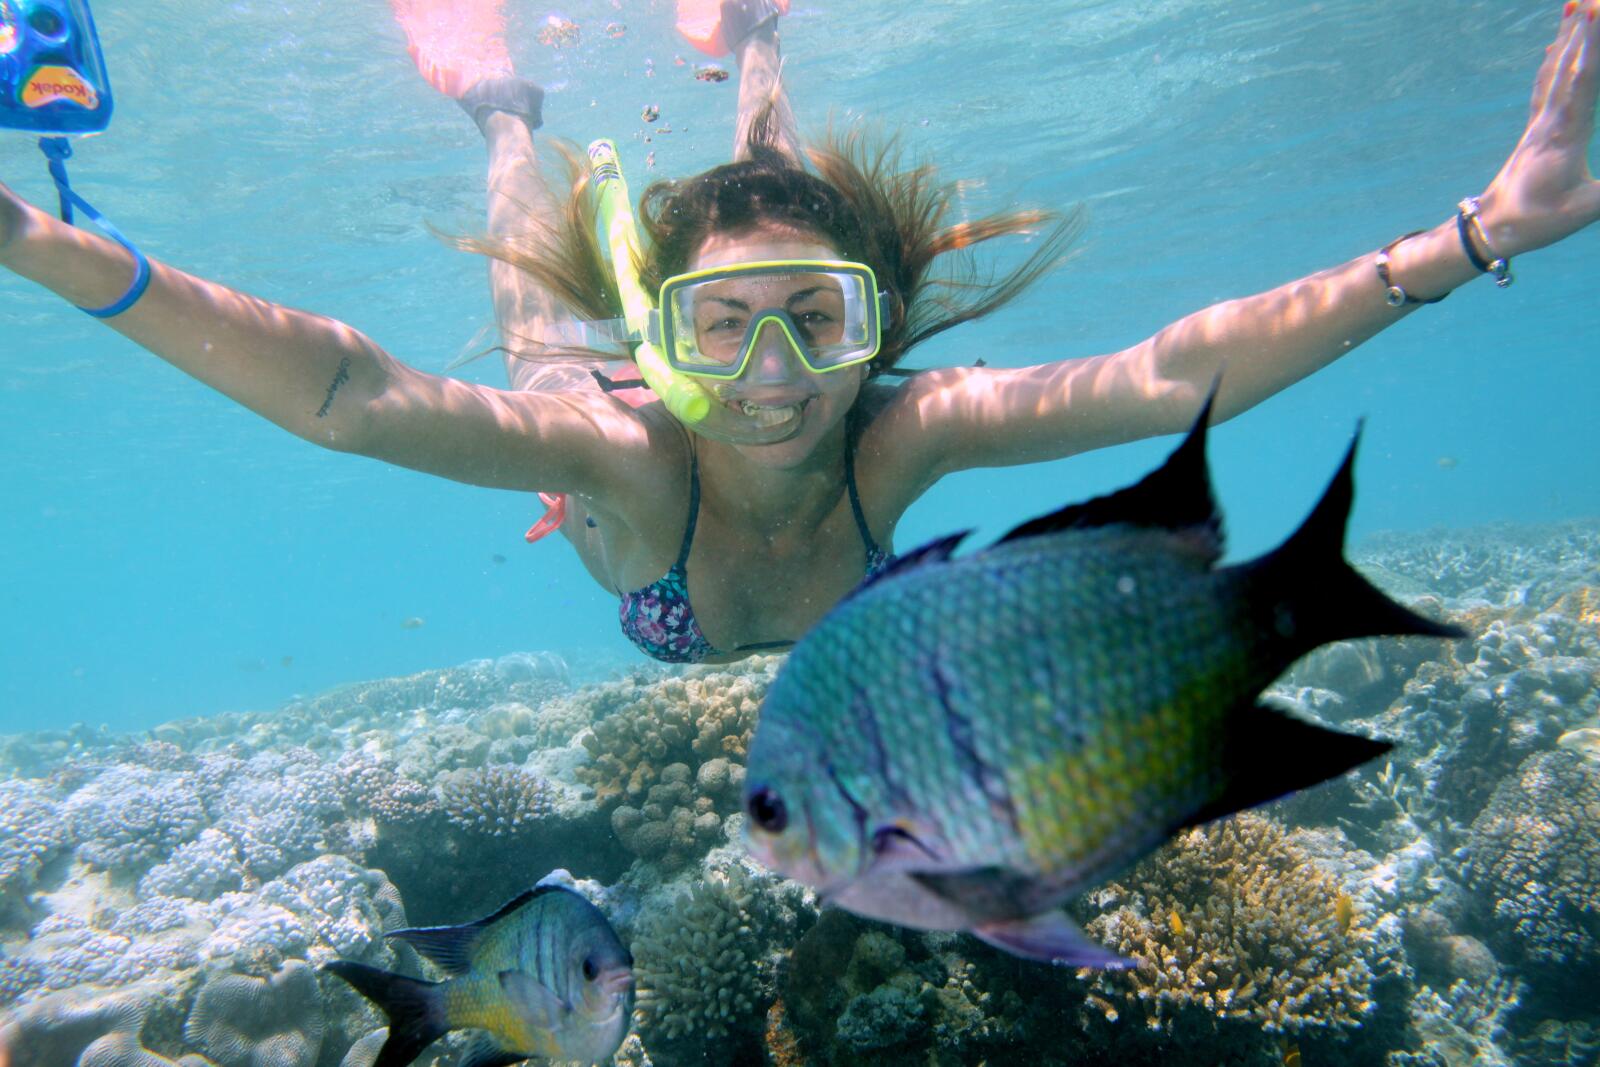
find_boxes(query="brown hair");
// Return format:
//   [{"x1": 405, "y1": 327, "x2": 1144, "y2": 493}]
[{"x1": 453, "y1": 112, "x2": 1081, "y2": 376}]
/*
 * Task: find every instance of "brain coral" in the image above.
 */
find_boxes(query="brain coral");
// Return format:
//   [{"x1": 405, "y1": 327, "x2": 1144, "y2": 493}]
[
  {"x1": 184, "y1": 959, "x2": 324, "y2": 1067},
  {"x1": 1464, "y1": 748, "x2": 1600, "y2": 981},
  {"x1": 1081, "y1": 812, "x2": 1378, "y2": 1035}
]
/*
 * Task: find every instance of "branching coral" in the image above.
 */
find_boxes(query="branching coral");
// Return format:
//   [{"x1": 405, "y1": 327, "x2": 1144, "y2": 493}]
[
  {"x1": 435, "y1": 764, "x2": 557, "y2": 837},
  {"x1": 632, "y1": 862, "x2": 793, "y2": 1047},
  {"x1": 1081, "y1": 812, "x2": 1378, "y2": 1035}
]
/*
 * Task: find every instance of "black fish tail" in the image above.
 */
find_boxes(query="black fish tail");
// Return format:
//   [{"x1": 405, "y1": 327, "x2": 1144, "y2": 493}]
[
  {"x1": 1185, "y1": 701, "x2": 1395, "y2": 828},
  {"x1": 1240, "y1": 425, "x2": 1466, "y2": 656},
  {"x1": 323, "y1": 961, "x2": 450, "y2": 1067}
]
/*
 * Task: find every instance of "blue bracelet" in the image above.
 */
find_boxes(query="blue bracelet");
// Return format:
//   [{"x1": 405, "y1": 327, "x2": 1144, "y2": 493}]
[{"x1": 38, "y1": 137, "x2": 152, "y2": 318}]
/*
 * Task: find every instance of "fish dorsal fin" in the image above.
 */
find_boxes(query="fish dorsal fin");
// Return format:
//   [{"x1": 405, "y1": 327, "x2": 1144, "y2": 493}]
[
  {"x1": 459, "y1": 1033, "x2": 531, "y2": 1067},
  {"x1": 499, "y1": 970, "x2": 570, "y2": 1031},
  {"x1": 386, "y1": 887, "x2": 550, "y2": 974},
  {"x1": 842, "y1": 530, "x2": 970, "y2": 602},
  {"x1": 997, "y1": 387, "x2": 1221, "y2": 563}
]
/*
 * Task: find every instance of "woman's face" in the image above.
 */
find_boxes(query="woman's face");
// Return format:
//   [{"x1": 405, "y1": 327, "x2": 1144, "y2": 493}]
[{"x1": 685, "y1": 226, "x2": 868, "y2": 470}]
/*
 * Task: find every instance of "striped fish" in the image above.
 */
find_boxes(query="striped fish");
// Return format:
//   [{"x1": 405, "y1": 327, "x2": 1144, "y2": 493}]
[{"x1": 325, "y1": 884, "x2": 632, "y2": 1067}]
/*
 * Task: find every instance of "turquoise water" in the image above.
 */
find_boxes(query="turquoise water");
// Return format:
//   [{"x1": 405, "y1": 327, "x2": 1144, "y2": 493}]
[{"x1": 1, "y1": 0, "x2": 1596, "y2": 732}]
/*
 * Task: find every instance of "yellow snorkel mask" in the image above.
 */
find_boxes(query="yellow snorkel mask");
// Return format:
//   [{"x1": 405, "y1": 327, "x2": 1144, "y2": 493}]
[{"x1": 587, "y1": 140, "x2": 887, "y2": 444}]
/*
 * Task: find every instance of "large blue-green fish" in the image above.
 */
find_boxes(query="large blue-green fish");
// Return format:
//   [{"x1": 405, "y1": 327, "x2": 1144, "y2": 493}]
[
  {"x1": 324, "y1": 884, "x2": 633, "y2": 1067},
  {"x1": 742, "y1": 394, "x2": 1461, "y2": 966}
]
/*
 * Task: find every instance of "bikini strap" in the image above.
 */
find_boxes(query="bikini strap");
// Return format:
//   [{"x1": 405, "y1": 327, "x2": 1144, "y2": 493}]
[
  {"x1": 674, "y1": 450, "x2": 702, "y2": 570},
  {"x1": 843, "y1": 432, "x2": 882, "y2": 557}
]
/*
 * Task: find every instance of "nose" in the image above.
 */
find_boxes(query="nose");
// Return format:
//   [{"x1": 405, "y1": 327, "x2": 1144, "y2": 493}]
[{"x1": 745, "y1": 316, "x2": 806, "y2": 384}]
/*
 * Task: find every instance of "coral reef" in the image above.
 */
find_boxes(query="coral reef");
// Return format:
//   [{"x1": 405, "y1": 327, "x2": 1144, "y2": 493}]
[
  {"x1": 631, "y1": 857, "x2": 810, "y2": 1057},
  {"x1": 1463, "y1": 748, "x2": 1600, "y2": 993},
  {"x1": 184, "y1": 959, "x2": 324, "y2": 1067},
  {"x1": 4, "y1": 518, "x2": 1598, "y2": 1067},
  {"x1": 435, "y1": 764, "x2": 557, "y2": 837},
  {"x1": 579, "y1": 661, "x2": 775, "y2": 867},
  {"x1": 1080, "y1": 812, "x2": 1381, "y2": 1036}
]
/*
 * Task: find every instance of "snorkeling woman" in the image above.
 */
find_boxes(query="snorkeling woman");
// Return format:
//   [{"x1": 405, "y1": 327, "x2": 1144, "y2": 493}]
[{"x1": 1, "y1": 1, "x2": 1597, "y2": 665}]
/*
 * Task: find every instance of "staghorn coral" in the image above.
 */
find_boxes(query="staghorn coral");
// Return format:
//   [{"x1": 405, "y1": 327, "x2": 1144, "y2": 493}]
[
  {"x1": 632, "y1": 861, "x2": 794, "y2": 1049},
  {"x1": 183, "y1": 959, "x2": 324, "y2": 1067},
  {"x1": 1463, "y1": 748, "x2": 1600, "y2": 983},
  {"x1": 435, "y1": 764, "x2": 557, "y2": 837},
  {"x1": 1081, "y1": 812, "x2": 1378, "y2": 1035}
]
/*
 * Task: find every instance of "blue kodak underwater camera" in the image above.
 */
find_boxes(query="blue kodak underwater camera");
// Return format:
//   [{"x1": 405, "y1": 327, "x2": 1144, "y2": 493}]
[{"x1": 0, "y1": 0, "x2": 113, "y2": 135}]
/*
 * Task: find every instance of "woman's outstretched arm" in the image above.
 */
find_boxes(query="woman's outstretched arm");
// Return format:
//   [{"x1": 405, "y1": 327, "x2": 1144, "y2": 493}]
[
  {"x1": 894, "y1": 0, "x2": 1600, "y2": 475},
  {"x1": 0, "y1": 181, "x2": 653, "y2": 494}
]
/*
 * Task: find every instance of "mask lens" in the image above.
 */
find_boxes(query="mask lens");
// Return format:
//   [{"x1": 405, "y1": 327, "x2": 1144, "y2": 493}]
[{"x1": 664, "y1": 264, "x2": 878, "y2": 377}]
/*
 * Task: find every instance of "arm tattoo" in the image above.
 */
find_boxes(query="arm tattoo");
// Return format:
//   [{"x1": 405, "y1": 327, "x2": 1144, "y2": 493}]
[{"x1": 315, "y1": 357, "x2": 351, "y2": 418}]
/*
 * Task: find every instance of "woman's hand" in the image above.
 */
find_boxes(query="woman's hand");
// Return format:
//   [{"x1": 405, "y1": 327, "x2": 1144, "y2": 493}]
[{"x1": 1479, "y1": 0, "x2": 1600, "y2": 257}]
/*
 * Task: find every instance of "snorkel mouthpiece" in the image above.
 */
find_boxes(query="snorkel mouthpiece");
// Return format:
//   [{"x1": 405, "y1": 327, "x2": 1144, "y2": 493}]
[{"x1": 587, "y1": 139, "x2": 802, "y2": 445}]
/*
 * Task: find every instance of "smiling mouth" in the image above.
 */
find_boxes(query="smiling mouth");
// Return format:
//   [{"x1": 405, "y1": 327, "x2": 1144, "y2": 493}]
[{"x1": 737, "y1": 397, "x2": 810, "y2": 427}]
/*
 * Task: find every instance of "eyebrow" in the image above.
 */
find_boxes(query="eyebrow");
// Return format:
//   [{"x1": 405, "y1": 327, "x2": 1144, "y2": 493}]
[{"x1": 696, "y1": 285, "x2": 841, "y2": 313}]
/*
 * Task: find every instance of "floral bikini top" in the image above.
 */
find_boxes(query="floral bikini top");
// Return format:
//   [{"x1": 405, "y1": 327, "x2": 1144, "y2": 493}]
[{"x1": 618, "y1": 438, "x2": 893, "y2": 664}]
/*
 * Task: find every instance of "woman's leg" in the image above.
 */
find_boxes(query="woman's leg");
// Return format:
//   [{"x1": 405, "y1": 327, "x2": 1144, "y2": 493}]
[
  {"x1": 478, "y1": 110, "x2": 626, "y2": 392},
  {"x1": 731, "y1": 11, "x2": 800, "y2": 162}
]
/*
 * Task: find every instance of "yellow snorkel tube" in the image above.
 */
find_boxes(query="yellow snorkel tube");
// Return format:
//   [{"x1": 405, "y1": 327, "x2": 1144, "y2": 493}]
[{"x1": 587, "y1": 139, "x2": 801, "y2": 445}]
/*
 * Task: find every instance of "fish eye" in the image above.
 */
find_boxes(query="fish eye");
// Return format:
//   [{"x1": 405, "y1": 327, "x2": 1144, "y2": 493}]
[
  {"x1": 581, "y1": 955, "x2": 598, "y2": 982},
  {"x1": 746, "y1": 786, "x2": 787, "y2": 833}
]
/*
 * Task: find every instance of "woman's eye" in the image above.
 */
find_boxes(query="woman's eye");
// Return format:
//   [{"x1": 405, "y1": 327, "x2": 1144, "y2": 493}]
[{"x1": 703, "y1": 316, "x2": 746, "y2": 333}]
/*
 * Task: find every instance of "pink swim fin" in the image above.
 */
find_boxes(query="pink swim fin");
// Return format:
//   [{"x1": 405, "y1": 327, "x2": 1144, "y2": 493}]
[
  {"x1": 676, "y1": 0, "x2": 790, "y2": 57},
  {"x1": 390, "y1": 0, "x2": 514, "y2": 98}
]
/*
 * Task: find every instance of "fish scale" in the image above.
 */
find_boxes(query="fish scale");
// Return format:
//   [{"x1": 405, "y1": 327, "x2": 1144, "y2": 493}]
[
  {"x1": 802, "y1": 532, "x2": 1257, "y2": 880},
  {"x1": 744, "y1": 394, "x2": 1462, "y2": 964}
]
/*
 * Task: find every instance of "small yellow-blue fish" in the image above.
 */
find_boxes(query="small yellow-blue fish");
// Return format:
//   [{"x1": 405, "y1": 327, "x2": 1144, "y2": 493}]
[
  {"x1": 743, "y1": 393, "x2": 1462, "y2": 966},
  {"x1": 325, "y1": 885, "x2": 632, "y2": 1067}
]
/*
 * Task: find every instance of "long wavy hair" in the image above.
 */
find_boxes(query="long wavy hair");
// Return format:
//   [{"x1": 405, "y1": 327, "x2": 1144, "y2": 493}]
[{"x1": 450, "y1": 109, "x2": 1081, "y2": 379}]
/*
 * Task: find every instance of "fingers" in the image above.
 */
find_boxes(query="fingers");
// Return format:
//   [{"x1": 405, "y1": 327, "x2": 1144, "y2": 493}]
[
  {"x1": 1531, "y1": 2, "x2": 1585, "y2": 120},
  {"x1": 1564, "y1": 5, "x2": 1600, "y2": 139}
]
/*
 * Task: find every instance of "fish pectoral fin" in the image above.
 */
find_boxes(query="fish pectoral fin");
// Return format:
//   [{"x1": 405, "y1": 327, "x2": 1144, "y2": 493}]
[
  {"x1": 908, "y1": 866, "x2": 1041, "y2": 924},
  {"x1": 459, "y1": 1033, "x2": 531, "y2": 1067},
  {"x1": 971, "y1": 911, "x2": 1134, "y2": 969},
  {"x1": 499, "y1": 970, "x2": 570, "y2": 1031}
]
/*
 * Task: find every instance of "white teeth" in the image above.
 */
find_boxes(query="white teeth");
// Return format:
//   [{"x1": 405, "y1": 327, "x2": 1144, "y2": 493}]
[{"x1": 739, "y1": 400, "x2": 803, "y2": 427}]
